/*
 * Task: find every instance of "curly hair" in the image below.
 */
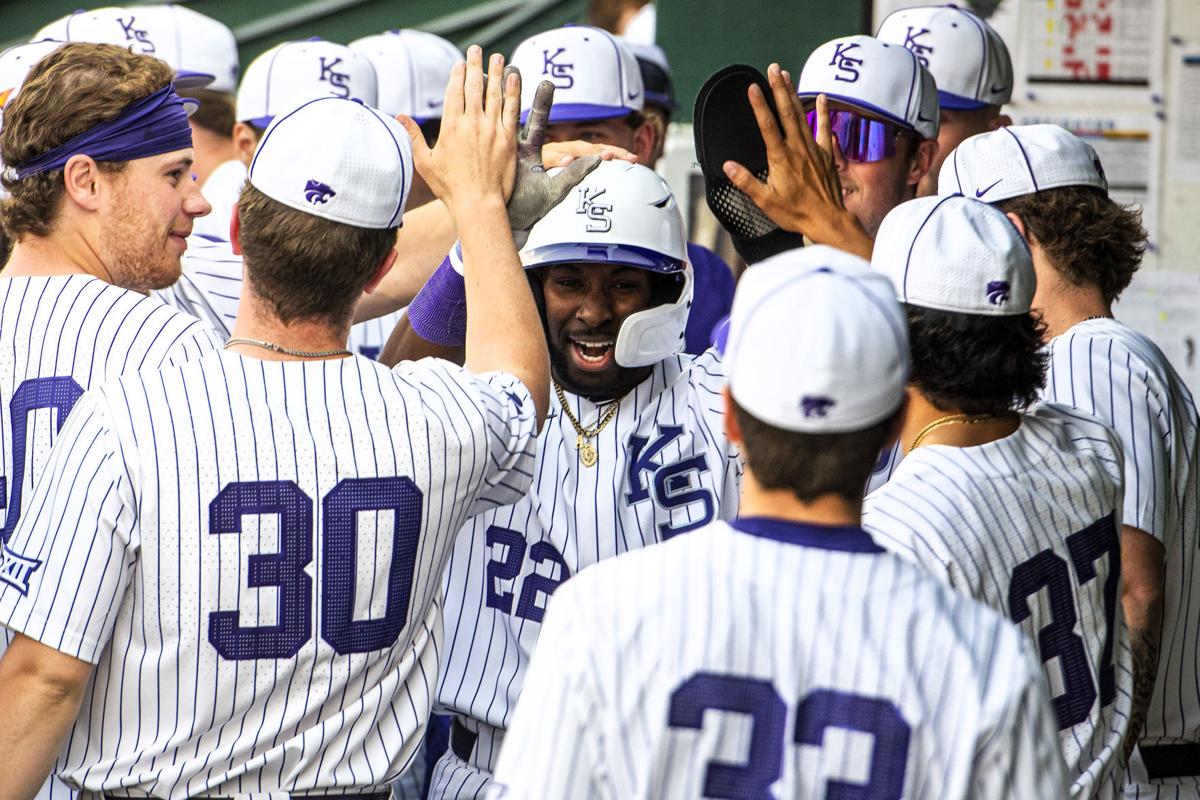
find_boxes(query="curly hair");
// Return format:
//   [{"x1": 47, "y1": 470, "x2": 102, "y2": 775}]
[
  {"x1": 998, "y1": 185, "x2": 1146, "y2": 304},
  {"x1": 906, "y1": 305, "x2": 1048, "y2": 416},
  {"x1": 1, "y1": 43, "x2": 175, "y2": 240}
]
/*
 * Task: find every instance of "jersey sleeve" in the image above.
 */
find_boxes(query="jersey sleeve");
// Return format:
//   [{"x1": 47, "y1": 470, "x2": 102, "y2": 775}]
[
  {"x1": 1045, "y1": 335, "x2": 1170, "y2": 541},
  {"x1": 489, "y1": 580, "x2": 611, "y2": 799},
  {"x1": 393, "y1": 359, "x2": 538, "y2": 517},
  {"x1": 685, "y1": 349, "x2": 742, "y2": 519},
  {"x1": 0, "y1": 392, "x2": 138, "y2": 663},
  {"x1": 971, "y1": 635, "x2": 1070, "y2": 798}
]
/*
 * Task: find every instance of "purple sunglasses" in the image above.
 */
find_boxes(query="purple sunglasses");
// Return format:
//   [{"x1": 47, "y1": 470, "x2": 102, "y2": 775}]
[{"x1": 805, "y1": 109, "x2": 910, "y2": 163}]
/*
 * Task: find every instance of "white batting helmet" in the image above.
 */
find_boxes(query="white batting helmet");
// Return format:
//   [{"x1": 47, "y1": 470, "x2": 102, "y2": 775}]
[{"x1": 520, "y1": 160, "x2": 690, "y2": 368}]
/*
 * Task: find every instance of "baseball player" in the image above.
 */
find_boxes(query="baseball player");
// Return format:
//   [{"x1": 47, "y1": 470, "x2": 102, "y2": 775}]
[
  {"x1": 862, "y1": 195, "x2": 1133, "y2": 797},
  {"x1": 491, "y1": 247, "x2": 1068, "y2": 799},
  {"x1": 0, "y1": 48, "x2": 556, "y2": 798},
  {"x1": 392, "y1": 159, "x2": 741, "y2": 799},
  {"x1": 876, "y1": 3, "x2": 1013, "y2": 198},
  {"x1": 0, "y1": 43, "x2": 222, "y2": 799},
  {"x1": 723, "y1": 36, "x2": 940, "y2": 263},
  {"x1": 507, "y1": 25, "x2": 736, "y2": 355},
  {"x1": 943, "y1": 124, "x2": 1200, "y2": 798}
]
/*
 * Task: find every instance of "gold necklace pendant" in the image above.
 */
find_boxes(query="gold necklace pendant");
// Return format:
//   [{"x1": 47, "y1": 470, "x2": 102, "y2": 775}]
[
  {"x1": 576, "y1": 434, "x2": 599, "y2": 468},
  {"x1": 556, "y1": 381, "x2": 619, "y2": 469}
]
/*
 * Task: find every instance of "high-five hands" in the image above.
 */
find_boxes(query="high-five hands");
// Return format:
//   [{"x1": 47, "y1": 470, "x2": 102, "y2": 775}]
[
  {"x1": 400, "y1": 46, "x2": 519, "y2": 222},
  {"x1": 721, "y1": 63, "x2": 874, "y2": 260}
]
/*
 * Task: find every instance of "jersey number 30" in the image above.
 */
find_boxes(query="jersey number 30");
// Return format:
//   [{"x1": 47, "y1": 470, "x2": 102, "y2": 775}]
[{"x1": 208, "y1": 477, "x2": 422, "y2": 660}]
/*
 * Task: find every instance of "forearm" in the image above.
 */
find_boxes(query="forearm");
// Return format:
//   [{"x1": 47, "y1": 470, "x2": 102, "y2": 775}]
[
  {"x1": 460, "y1": 198, "x2": 549, "y2": 423},
  {"x1": 380, "y1": 312, "x2": 465, "y2": 367},
  {"x1": 1124, "y1": 591, "x2": 1163, "y2": 755},
  {"x1": 0, "y1": 637, "x2": 91, "y2": 800},
  {"x1": 1120, "y1": 525, "x2": 1166, "y2": 754},
  {"x1": 354, "y1": 200, "x2": 457, "y2": 322}
]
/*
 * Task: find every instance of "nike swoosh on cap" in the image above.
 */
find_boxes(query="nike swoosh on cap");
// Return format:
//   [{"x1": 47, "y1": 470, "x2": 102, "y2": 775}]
[
  {"x1": 628, "y1": 90, "x2": 640, "y2": 100},
  {"x1": 427, "y1": 99, "x2": 444, "y2": 109},
  {"x1": 989, "y1": 83, "x2": 1007, "y2": 94},
  {"x1": 975, "y1": 178, "x2": 1003, "y2": 197}
]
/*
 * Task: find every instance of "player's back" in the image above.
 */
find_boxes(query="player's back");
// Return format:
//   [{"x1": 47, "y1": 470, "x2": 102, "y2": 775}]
[
  {"x1": 492, "y1": 518, "x2": 1068, "y2": 799},
  {"x1": 2, "y1": 349, "x2": 535, "y2": 796},
  {"x1": 0, "y1": 274, "x2": 219, "y2": 800},
  {"x1": 863, "y1": 403, "x2": 1132, "y2": 797},
  {"x1": 436, "y1": 349, "x2": 740, "y2": 737},
  {"x1": 1044, "y1": 318, "x2": 1200, "y2": 773}
]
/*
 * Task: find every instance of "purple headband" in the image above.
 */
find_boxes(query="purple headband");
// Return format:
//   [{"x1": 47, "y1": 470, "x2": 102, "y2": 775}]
[{"x1": 11, "y1": 84, "x2": 194, "y2": 181}]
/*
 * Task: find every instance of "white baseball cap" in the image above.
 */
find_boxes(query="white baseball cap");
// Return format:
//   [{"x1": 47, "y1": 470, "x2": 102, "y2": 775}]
[
  {"x1": 0, "y1": 40, "x2": 62, "y2": 109},
  {"x1": 237, "y1": 39, "x2": 378, "y2": 128},
  {"x1": 876, "y1": 4, "x2": 1013, "y2": 110},
  {"x1": 141, "y1": 5, "x2": 240, "y2": 94},
  {"x1": 248, "y1": 97, "x2": 412, "y2": 230},
  {"x1": 34, "y1": 6, "x2": 216, "y2": 89},
  {"x1": 510, "y1": 25, "x2": 643, "y2": 123},
  {"x1": 939, "y1": 124, "x2": 1108, "y2": 202},
  {"x1": 349, "y1": 29, "x2": 463, "y2": 122},
  {"x1": 797, "y1": 34, "x2": 939, "y2": 140},
  {"x1": 872, "y1": 196, "x2": 1034, "y2": 316},
  {"x1": 719, "y1": 245, "x2": 909, "y2": 433}
]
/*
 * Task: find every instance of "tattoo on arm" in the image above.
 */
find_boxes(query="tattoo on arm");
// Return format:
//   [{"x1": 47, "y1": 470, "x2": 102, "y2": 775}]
[{"x1": 1125, "y1": 626, "x2": 1160, "y2": 759}]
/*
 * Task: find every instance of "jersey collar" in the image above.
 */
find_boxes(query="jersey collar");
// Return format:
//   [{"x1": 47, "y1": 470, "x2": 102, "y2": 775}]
[{"x1": 730, "y1": 516, "x2": 885, "y2": 553}]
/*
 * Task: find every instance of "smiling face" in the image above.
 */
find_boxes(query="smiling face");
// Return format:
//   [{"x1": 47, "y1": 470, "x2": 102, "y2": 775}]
[
  {"x1": 539, "y1": 261, "x2": 661, "y2": 399},
  {"x1": 817, "y1": 101, "x2": 935, "y2": 238},
  {"x1": 98, "y1": 148, "x2": 211, "y2": 292}
]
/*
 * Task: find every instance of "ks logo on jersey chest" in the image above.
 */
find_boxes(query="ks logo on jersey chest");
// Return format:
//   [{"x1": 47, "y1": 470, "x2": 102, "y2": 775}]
[{"x1": 626, "y1": 425, "x2": 714, "y2": 538}]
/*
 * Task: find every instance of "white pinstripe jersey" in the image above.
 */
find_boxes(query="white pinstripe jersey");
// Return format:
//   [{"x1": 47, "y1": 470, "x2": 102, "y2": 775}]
[
  {"x1": 157, "y1": 236, "x2": 406, "y2": 360},
  {"x1": 0, "y1": 351, "x2": 537, "y2": 798},
  {"x1": 0, "y1": 274, "x2": 220, "y2": 800},
  {"x1": 490, "y1": 518, "x2": 1069, "y2": 799},
  {"x1": 863, "y1": 403, "x2": 1133, "y2": 798},
  {"x1": 1043, "y1": 319, "x2": 1200, "y2": 790},
  {"x1": 433, "y1": 350, "x2": 740, "y2": 790}
]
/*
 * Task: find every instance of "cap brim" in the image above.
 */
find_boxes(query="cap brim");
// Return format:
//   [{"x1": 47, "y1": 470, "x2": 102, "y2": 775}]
[
  {"x1": 795, "y1": 91, "x2": 921, "y2": 135},
  {"x1": 937, "y1": 90, "x2": 991, "y2": 111},
  {"x1": 519, "y1": 102, "x2": 633, "y2": 124},
  {"x1": 174, "y1": 70, "x2": 215, "y2": 91},
  {"x1": 244, "y1": 115, "x2": 275, "y2": 129},
  {"x1": 521, "y1": 243, "x2": 684, "y2": 273}
]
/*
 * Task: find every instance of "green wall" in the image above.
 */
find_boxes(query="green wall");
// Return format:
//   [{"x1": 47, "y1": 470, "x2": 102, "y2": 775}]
[{"x1": 2, "y1": 0, "x2": 869, "y2": 121}]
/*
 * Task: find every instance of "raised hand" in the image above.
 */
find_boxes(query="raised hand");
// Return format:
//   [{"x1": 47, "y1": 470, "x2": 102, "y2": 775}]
[
  {"x1": 506, "y1": 78, "x2": 602, "y2": 233},
  {"x1": 722, "y1": 63, "x2": 873, "y2": 260},
  {"x1": 399, "y1": 46, "x2": 519, "y2": 222}
]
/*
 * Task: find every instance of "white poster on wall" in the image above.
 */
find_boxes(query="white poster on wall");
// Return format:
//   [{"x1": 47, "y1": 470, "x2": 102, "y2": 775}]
[{"x1": 1115, "y1": 270, "x2": 1200, "y2": 400}]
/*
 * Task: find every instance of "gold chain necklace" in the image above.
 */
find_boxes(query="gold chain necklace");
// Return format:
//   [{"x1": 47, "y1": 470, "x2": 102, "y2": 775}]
[
  {"x1": 909, "y1": 413, "x2": 996, "y2": 451},
  {"x1": 554, "y1": 381, "x2": 620, "y2": 468},
  {"x1": 225, "y1": 338, "x2": 351, "y2": 359}
]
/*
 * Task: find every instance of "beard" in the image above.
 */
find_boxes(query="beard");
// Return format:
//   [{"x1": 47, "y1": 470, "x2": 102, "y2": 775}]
[{"x1": 99, "y1": 181, "x2": 183, "y2": 294}]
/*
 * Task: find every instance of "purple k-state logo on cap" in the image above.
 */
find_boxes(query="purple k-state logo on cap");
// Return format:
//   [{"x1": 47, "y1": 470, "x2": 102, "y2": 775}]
[
  {"x1": 986, "y1": 280, "x2": 1010, "y2": 305},
  {"x1": 828, "y1": 43, "x2": 863, "y2": 83},
  {"x1": 304, "y1": 180, "x2": 336, "y2": 205},
  {"x1": 800, "y1": 395, "x2": 836, "y2": 418}
]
